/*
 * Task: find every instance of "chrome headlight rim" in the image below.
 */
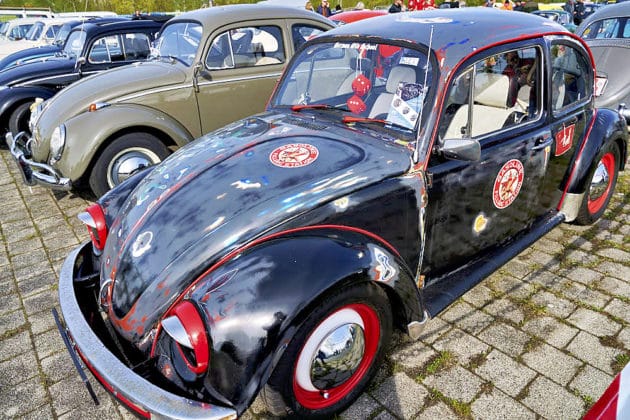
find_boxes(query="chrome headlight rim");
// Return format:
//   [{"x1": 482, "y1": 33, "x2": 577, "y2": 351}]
[
  {"x1": 28, "y1": 99, "x2": 44, "y2": 133},
  {"x1": 49, "y1": 124, "x2": 66, "y2": 165}
]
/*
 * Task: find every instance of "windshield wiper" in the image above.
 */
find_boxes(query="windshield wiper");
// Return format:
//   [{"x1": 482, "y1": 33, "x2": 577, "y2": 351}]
[
  {"x1": 291, "y1": 104, "x2": 335, "y2": 112},
  {"x1": 342, "y1": 116, "x2": 413, "y2": 132}
]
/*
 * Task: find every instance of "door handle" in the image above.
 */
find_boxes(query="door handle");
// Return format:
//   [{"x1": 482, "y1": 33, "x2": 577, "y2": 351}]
[{"x1": 532, "y1": 137, "x2": 553, "y2": 150}]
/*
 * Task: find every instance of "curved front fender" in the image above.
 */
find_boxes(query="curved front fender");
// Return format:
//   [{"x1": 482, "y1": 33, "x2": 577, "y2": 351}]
[
  {"x1": 164, "y1": 229, "x2": 424, "y2": 414},
  {"x1": 0, "y1": 86, "x2": 55, "y2": 125},
  {"x1": 56, "y1": 104, "x2": 196, "y2": 181}
]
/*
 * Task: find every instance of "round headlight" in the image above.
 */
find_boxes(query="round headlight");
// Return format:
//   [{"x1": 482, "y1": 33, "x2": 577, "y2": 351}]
[{"x1": 49, "y1": 124, "x2": 66, "y2": 164}]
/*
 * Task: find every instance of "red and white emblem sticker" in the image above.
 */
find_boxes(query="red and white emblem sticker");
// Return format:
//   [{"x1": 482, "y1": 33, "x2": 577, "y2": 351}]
[
  {"x1": 554, "y1": 124, "x2": 575, "y2": 156},
  {"x1": 493, "y1": 159, "x2": 524, "y2": 209},
  {"x1": 269, "y1": 143, "x2": 319, "y2": 168}
]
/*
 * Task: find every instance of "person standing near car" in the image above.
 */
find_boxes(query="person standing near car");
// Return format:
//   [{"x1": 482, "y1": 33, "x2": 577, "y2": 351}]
[
  {"x1": 317, "y1": 0, "x2": 332, "y2": 16},
  {"x1": 389, "y1": 0, "x2": 404, "y2": 13},
  {"x1": 574, "y1": 0, "x2": 586, "y2": 25}
]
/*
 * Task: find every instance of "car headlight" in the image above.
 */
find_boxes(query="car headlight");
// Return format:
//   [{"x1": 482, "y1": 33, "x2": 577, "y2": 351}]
[
  {"x1": 28, "y1": 99, "x2": 44, "y2": 133},
  {"x1": 49, "y1": 124, "x2": 66, "y2": 165}
]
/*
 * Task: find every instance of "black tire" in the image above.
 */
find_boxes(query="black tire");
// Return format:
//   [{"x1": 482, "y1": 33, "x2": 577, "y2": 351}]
[
  {"x1": 8, "y1": 102, "x2": 31, "y2": 136},
  {"x1": 574, "y1": 141, "x2": 620, "y2": 225},
  {"x1": 261, "y1": 282, "x2": 392, "y2": 418},
  {"x1": 89, "y1": 132, "x2": 170, "y2": 197}
]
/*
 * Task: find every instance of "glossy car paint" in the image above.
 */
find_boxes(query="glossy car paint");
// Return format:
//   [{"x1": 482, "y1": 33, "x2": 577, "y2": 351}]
[
  {"x1": 57, "y1": 8, "x2": 627, "y2": 418},
  {"x1": 25, "y1": 5, "x2": 334, "y2": 187}
]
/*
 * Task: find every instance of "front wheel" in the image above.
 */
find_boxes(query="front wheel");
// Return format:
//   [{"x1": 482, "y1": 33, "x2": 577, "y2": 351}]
[
  {"x1": 574, "y1": 141, "x2": 620, "y2": 225},
  {"x1": 262, "y1": 282, "x2": 392, "y2": 418},
  {"x1": 8, "y1": 102, "x2": 31, "y2": 136},
  {"x1": 89, "y1": 133, "x2": 170, "y2": 197}
]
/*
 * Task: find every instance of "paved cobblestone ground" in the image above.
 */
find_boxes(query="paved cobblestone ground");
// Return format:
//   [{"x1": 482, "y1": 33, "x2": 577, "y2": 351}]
[{"x1": 1, "y1": 146, "x2": 628, "y2": 419}]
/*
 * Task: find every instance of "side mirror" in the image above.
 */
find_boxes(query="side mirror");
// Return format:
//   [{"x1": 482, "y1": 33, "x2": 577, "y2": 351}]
[
  {"x1": 441, "y1": 138, "x2": 481, "y2": 161},
  {"x1": 74, "y1": 56, "x2": 86, "y2": 72}
]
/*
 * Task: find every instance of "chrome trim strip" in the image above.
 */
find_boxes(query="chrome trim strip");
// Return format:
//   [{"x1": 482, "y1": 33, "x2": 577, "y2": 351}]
[
  {"x1": 559, "y1": 191, "x2": 584, "y2": 222},
  {"x1": 58, "y1": 243, "x2": 238, "y2": 420}
]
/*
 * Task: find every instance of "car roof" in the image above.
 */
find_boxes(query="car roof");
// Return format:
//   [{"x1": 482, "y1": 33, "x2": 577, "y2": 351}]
[
  {"x1": 318, "y1": 9, "x2": 567, "y2": 69},
  {"x1": 581, "y1": 1, "x2": 630, "y2": 21},
  {"x1": 168, "y1": 4, "x2": 334, "y2": 27},
  {"x1": 67, "y1": 17, "x2": 162, "y2": 35}
]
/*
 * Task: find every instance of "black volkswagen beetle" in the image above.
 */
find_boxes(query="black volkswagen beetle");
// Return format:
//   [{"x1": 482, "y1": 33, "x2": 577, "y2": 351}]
[{"x1": 56, "y1": 9, "x2": 627, "y2": 419}]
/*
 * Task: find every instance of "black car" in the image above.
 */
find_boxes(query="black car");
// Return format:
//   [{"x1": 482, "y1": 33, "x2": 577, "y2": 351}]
[
  {"x1": 0, "y1": 17, "x2": 167, "y2": 136},
  {"x1": 0, "y1": 17, "x2": 128, "y2": 72}
]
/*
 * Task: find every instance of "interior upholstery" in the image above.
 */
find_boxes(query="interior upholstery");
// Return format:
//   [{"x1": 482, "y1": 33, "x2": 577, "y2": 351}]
[{"x1": 368, "y1": 64, "x2": 417, "y2": 118}]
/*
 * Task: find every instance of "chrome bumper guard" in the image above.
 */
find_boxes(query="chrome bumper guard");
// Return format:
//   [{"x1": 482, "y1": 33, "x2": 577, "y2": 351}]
[
  {"x1": 5, "y1": 131, "x2": 72, "y2": 190},
  {"x1": 58, "y1": 242, "x2": 238, "y2": 420}
]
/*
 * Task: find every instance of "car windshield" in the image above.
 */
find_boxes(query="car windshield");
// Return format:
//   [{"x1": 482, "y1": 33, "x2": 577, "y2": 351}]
[
  {"x1": 273, "y1": 40, "x2": 433, "y2": 134},
  {"x1": 54, "y1": 22, "x2": 73, "y2": 46},
  {"x1": 63, "y1": 30, "x2": 86, "y2": 56},
  {"x1": 153, "y1": 22, "x2": 203, "y2": 67},
  {"x1": 11, "y1": 23, "x2": 34, "y2": 39},
  {"x1": 25, "y1": 21, "x2": 44, "y2": 40}
]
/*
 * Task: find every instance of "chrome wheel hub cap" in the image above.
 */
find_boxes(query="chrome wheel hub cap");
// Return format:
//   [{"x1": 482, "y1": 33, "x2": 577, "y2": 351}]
[
  {"x1": 107, "y1": 148, "x2": 161, "y2": 187},
  {"x1": 310, "y1": 323, "x2": 365, "y2": 390},
  {"x1": 589, "y1": 160, "x2": 610, "y2": 201}
]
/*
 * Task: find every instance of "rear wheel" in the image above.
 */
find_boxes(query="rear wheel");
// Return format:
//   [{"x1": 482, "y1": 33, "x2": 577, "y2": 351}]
[
  {"x1": 8, "y1": 102, "x2": 31, "y2": 135},
  {"x1": 574, "y1": 142, "x2": 620, "y2": 225},
  {"x1": 262, "y1": 282, "x2": 392, "y2": 418},
  {"x1": 89, "y1": 133, "x2": 170, "y2": 197}
]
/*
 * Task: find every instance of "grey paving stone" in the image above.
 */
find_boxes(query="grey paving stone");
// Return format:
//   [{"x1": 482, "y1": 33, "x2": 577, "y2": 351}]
[
  {"x1": 523, "y1": 271, "x2": 564, "y2": 289},
  {"x1": 462, "y1": 284, "x2": 494, "y2": 308},
  {"x1": 28, "y1": 308, "x2": 57, "y2": 336},
  {"x1": 0, "y1": 330, "x2": 32, "y2": 362},
  {"x1": 22, "y1": 289, "x2": 59, "y2": 316},
  {"x1": 529, "y1": 290, "x2": 576, "y2": 319},
  {"x1": 390, "y1": 341, "x2": 436, "y2": 373},
  {"x1": 341, "y1": 393, "x2": 381, "y2": 420},
  {"x1": 618, "y1": 327, "x2": 630, "y2": 349},
  {"x1": 475, "y1": 349, "x2": 536, "y2": 398},
  {"x1": 34, "y1": 329, "x2": 65, "y2": 360},
  {"x1": 566, "y1": 307, "x2": 622, "y2": 337},
  {"x1": 596, "y1": 276, "x2": 630, "y2": 299},
  {"x1": 595, "y1": 261, "x2": 630, "y2": 282},
  {"x1": 50, "y1": 374, "x2": 117, "y2": 418},
  {"x1": 567, "y1": 331, "x2": 623, "y2": 375},
  {"x1": 483, "y1": 298, "x2": 525, "y2": 325},
  {"x1": 7, "y1": 237, "x2": 45, "y2": 258},
  {"x1": 0, "y1": 376, "x2": 49, "y2": 417},
  {"x1": 487, "y1": 275, "x2": 534, "y2": 299},
  {"x1": 19, "y1": 404, "x2": 54, "y2": 420},
  {"x1": 416, "y1": 401, "x2": 459, "y2": 420},
  {"x1": 10, "y1": 248, "x2": 50, "y2": 270},
  {"x1": 0, "y1": 351, "x2": 39, "y2": 387},
  {"x1": 0, "y1": 309, "x2": 27, "y2": 337},
  {"x1": 422, "y1": 365, "x2": 483, "y2": 403},
  {"x1": 563, "y1": 267, "x2": 603, "y2": 285},
  {"x1": 569, "y1": 365, "x2": 613, "y2": 401},
  {"x1": 521, "y1": 376, "x2": 583, "y2": 420},
  {"x1": 432, "y1": 328, "x2": 490, "y2": 365},
  {"x1": 0, "y1": 293, "x2": 21, "y2": 316},
  {"x1": 604, "y1": 298, "x2": 630, "y2": 324},
  {"x1": 521, "y1": 316, "x2": 578, "y2": 348},
  {"x1": 370, "y1": 372, "x2": 428, "y2": 419},
  {"x1": 41, "y1": 351, "x2": 78, "y2": 385},
  {"x1": 418, "y1": 317, "x2": 451, "y2": 345},
  {"x1": 597, "y1": 247, "x2": 630, "y2": 263},
  {"x1": 501, "y1": 259, "x2": 534, "y2": 280},
  {"x1": 521, "y1": 343, "x2": 582, "y2": 386},
  {"x1": 0, "y1": 278, "x2": 16, "y2": 296},
  {"x1": 477, "y1": 323, "x2": 531, "y2": 357},
  {"x1": 471, "y1": 388, "x2": 536, "y2": 420},
  {"x1": 565, "y1": 248, "x2": 601, "y2": 266},
  {"x1": 440, "y1": 301, "x2": 494, "y2": 335}
]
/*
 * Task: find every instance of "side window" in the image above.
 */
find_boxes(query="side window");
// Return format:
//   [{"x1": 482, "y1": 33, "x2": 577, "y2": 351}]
[
  {"x1": 292, "y1": 24, "x2": 326, "y2": 51},
  {"x1": 89, "y1": 35, "x2": 124, "y2": 63},
  {"x1": 551, "y1": 43, "x2": 592, "y2": 112},
  {"x1": 440, "y1": 47, "x2": 541, "y2": 140},
  {"x1": 205, "y1": 25, "x2": 285, "y2": 70},
  {"x1": 121, "y1": 33, "x2": 151, "y2": 60},
  {"x1": 623, "y1": 19, "x2": 630, "y2": 38}
]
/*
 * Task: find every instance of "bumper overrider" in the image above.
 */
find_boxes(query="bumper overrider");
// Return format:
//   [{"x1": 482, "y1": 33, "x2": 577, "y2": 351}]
[
  {"x1": 5, "y1": 131, "x2": 72, "y2": 190},
  {"x1": 57, "y1": 241, "x2": 238, "y2": 420}
]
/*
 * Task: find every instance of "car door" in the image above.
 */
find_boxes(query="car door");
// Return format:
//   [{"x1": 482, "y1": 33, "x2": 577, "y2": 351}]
[
  {"x1": 422, "y1": 44, "x2": 551, "y2": 278},
  {"x1": 195, "y1": 20, "x2": 329, "y2": 134}
]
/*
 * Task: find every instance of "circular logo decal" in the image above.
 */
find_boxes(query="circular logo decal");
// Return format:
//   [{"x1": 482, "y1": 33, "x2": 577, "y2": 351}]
[
  {"x1": 493, "y1": 159, "x2": 524, "y2": 209},
  {"x1": 269, "y1": 143, "x2": 319, "y2": 168}
]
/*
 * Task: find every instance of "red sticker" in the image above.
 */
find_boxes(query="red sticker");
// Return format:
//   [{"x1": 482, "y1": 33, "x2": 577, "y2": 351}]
[
  {"x1": 269, "y1": 143, "x2": 319, "y2": 168},
  {"x1": 555, "y1": 124, "x2": 575, "y2": 156},
  {"x1": 493, "y1": 159, "x2": 524, "y2": 209}
]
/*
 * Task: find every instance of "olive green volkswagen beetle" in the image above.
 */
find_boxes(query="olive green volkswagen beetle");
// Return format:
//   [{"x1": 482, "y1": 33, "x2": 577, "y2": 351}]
[{"x1": 7, "y1": 4, "x2": 334, "y2": 197}]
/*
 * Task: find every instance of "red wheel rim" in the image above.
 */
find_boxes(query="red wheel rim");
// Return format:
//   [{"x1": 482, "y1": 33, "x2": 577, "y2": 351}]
[
  {"x1": 293, "y1": 303, "x2": 380, "y2": 410},
  {"x1": 587, "y1": 152, "x2": 615, "y2": 215}
]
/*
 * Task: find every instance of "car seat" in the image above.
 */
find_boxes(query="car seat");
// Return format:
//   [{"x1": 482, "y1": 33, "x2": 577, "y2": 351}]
[{"x1": 368, "y1": 65, "x2": 417, "y2": 118}]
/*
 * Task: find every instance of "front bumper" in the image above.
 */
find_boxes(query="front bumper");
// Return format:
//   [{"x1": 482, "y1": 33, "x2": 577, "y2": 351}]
[
  {"x1": 57, "y1": 241, "x2": 238, "y2": 420},
  {"x1": 5, "y1": 131, "x2": 72, "y2": 190}
]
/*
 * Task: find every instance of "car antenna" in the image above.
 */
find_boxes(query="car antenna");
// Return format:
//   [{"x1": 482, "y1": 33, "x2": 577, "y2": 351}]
[{"x1": 413, "y1": 25, "x2": 434, "y2": 163}]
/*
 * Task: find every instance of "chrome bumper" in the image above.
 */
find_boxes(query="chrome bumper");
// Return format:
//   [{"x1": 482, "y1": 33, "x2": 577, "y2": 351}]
[
  {"x1": 57, "y1": 242, "x2": 238, "y2": 420},
  {"x1": 5, "y1": 131, "x2": 72, "y2": 190}
]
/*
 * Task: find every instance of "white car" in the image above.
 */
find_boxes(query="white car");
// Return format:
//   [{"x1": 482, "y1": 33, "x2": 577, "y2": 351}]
[{"x1": 0, "y1": 18, "x2": 71, "y2": 59}]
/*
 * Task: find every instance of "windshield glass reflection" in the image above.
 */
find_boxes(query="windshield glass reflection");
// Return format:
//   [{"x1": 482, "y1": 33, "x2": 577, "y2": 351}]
[{"x1": 153, "y1": 22, "x2": 202, "y2": 67}]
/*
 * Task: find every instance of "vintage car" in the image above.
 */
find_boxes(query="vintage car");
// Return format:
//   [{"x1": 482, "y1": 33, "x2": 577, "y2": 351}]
[
  {"x1": 0, "y1": 18, "x2": 70, "y2": 60},
  {"x1": 6, "y1": 5, "x2": 334, "y2": 197},
  {"x1": 54, "y1": 8, "x2": 627, "y2": 419},
  {"x1": 0, "y1": 17, "x2": 166, "y2": 136},
  {"x1": 329, "y1": 9, "x2": 387, "y2": 25},
  {"x1": 577, "y1": 2, "x2": 630, "y2": 122},
  {"x1": 0, "y1": 17, "x2": 39, "y2": 41},
  {"x1": 531, "y1": 9, "x2": 578, "y2": 32}
]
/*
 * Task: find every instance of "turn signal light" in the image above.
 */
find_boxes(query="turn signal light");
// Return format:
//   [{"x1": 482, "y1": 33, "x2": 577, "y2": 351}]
[
  {"x1": 161, "y1": 301, "x2": 209, "y2": 375},
  {"x1": 78, "y1": 203, "x2": 108, "y2": 255}
]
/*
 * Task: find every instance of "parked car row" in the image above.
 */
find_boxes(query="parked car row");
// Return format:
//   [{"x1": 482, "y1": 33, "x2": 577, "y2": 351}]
[{"x1": 1, "y1": 5, "x2": 628, "y2": 419}]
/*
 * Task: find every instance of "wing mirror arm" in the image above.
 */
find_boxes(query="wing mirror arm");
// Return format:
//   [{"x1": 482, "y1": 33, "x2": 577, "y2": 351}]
[
  {"x1": 75, "y1": 56, "x2": 87, "y2": 74},
  {"x1": 193, "y1": 62, "x2": 203, "y2": 93},
  {"x1": 440, "y1": 138, "x2": 481, "y2": 162}
]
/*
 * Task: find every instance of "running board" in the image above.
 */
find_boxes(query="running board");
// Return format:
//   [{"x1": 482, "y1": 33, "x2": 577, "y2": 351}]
[{"x1": 423, "y1": 211, "x2": 565, "y2": 317}]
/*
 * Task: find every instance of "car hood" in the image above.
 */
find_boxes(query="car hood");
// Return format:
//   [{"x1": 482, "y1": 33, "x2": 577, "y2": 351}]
[
  {"x1": 0, "y1": 45, "x2": 60, "y2": 70},
  {"x1": 101, "y1": 112, "x2": 412, "y2": 342},
  {"x1": 36, "y1": 61, "x2": 187, "y2": 135},
  {"x1": 0, "y1": 55, "x2": 74, "y2": 85}
]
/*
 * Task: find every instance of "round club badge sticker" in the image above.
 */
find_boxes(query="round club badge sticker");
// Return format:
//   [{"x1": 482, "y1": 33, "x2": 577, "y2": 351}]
[
  {"x1": 269, "y1": 143, "x2": 319, "y2": 168},
  {"x1": 493, "y1": 159, "x2": 524, "y2": 209}
]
